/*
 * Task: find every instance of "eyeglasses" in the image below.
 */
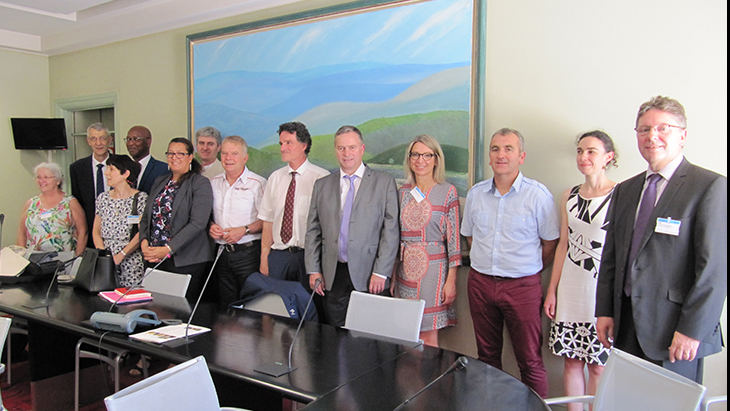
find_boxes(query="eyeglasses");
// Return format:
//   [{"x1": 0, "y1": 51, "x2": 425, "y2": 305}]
[
  {"x1": 635, "y1": 124, "x2": 685, "y2": 136},
  {"x1": 124, "y1": 137, "x2": 148, "y2": 142},
  {"x1": 409, "y1": 152, "x2": 436, "y2": 161},
  {"x1": 35, "y1": 175, "x2": 56, "y2": 181},
  {"x1": 87, "y1": 136, "x2": 109, "y2": 142},
  {"x1": 165, "y1": 152, "x2": 191, "y2": 159}
]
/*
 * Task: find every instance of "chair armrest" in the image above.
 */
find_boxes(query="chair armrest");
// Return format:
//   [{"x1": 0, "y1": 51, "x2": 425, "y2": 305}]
[
  {"x1": 544, "y1": 395, "x2": 595, "y2": 405},
  {"x1": 701, "y1": 395, "x2": 727, "y2": 411}
]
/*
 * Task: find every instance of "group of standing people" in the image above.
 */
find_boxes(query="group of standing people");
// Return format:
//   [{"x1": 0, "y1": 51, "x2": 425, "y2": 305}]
[{"x1": 16, "y1": 95, "x2": 726, "y2": 401}]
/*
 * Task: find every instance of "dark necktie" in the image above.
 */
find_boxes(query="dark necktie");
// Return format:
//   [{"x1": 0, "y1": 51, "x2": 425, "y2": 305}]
[
  {"x1": 280, "y1": 171, "x2": 296, "y2": 245},
  {"x1": 338, "y1": 175, "x2": 356, "y2": 262},
  {"x1": 624, "y1": 173, "x2": 662, "y2": 296},
  {"x1": 96, "y1": 163, "x2": 105, "y2": 197}
]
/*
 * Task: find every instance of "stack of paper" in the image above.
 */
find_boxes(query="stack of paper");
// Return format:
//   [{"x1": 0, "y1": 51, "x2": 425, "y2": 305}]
[
  {"x1": 130, "y1": 324, "x2": 210, "y2": 344},
  {"x1": 99, "y1": 288, "x2": 153, "y2": 304}
]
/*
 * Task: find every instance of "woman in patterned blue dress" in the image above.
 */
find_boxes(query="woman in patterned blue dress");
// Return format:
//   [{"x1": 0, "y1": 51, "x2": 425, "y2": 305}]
[{"x1": 544, "y1": 130, "x2": 617, "y2": 411}]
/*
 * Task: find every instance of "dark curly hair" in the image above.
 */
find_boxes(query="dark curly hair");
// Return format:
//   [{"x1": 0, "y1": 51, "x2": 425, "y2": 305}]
[{"x1": 277, "y1": 122, "x2": 312, "y2": 155}]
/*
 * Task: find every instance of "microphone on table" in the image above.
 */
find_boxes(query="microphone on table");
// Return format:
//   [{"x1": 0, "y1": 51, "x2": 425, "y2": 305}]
[
  {"x1": 184, "y1": 245, "x2": 225, "y2": 340},
  {"x1": 255, "y1": 277, "x2": 322, "y2": 377},
  {"x1": 108, "y1": 254, "x2": 170, "y2": 312},
  {"x1": 89, "y1": 253, "x2": 170, "y2": 332},
  {"x1": 22, "y1": 254, "x2": 80, "y2": 309},
  {"x1": 393, "y1": 356, "x2": 469, "y2": 411}
]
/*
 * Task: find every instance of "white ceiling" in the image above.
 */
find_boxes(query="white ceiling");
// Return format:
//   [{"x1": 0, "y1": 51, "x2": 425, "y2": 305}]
[{"x1": 0, "y1": 0, "x2": 305, "y2": 56}]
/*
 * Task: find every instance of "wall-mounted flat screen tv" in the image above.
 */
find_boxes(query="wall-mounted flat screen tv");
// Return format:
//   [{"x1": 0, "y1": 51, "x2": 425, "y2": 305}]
[{"x1": 11, "y1": 118, "x2": 68, "y2": 150}]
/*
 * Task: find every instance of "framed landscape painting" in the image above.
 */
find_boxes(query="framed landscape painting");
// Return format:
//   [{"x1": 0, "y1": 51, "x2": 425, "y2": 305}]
[{"x1": 187, "y1": 0, "x2": 486, "y2": 192}]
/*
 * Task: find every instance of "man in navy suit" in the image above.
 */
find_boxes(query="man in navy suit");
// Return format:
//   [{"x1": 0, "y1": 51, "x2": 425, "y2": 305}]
[
  {"x1": 305, "y1": 125, "x2": 399, "y2": 326},
  {"x1": 125, "y1": 125, "x2": 167, "y2": 194},
  {"x1": 596, "y1": 96, "x2": 727, "y2": 383},
  {"x1": 69, "y1": 123, "x2": 112, "y2": 248}
]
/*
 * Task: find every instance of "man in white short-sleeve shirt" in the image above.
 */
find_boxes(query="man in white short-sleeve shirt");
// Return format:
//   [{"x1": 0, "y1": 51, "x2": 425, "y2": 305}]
[{"x1": 210, "y1": 136, "x2": 266, "y2": 306}]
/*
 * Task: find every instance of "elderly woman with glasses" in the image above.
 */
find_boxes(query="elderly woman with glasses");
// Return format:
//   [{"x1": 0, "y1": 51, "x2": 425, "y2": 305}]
[
  {"x1": 139, "y1": 137, "x2": 214, "y2": 301},
  {"x1": 391, "y1": 135, "x2": 461, "y2": 347},
  {"x1": 17, "y1": 162, "x2": 87, "y2": 256}
]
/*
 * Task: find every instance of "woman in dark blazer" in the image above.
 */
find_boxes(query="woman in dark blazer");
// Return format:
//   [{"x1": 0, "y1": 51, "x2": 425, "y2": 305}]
[{"x1": 139, "y1": 137, "x2": 214, "y2": 301}]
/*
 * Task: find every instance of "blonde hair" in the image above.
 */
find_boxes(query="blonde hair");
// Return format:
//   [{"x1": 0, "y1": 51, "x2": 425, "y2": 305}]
[{"x1": 403, "y1": 134, "x2": 446, "y2": 185}]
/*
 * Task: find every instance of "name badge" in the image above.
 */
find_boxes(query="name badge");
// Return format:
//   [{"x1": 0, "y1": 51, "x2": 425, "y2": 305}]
[
  {"x1": 127, "y1": 215, "x2": 140, "y2": 225},
  {"x1": 655, "y1": 217, "x2": 680, "y2": 236},
  {"x1": 410, "y1": 186, "x2": 426, "y2": 203},
  {"x1": 40, "y1": 210, "x2": 52, "y2": 220}
]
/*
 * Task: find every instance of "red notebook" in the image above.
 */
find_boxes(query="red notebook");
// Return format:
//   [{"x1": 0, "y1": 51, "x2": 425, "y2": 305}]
[
  {"x1": 99, "y1": 291, "x2": 153, "y2": 304},
  {"x1": 114, "y1": 287, "x2": 152, "y2": 297}
]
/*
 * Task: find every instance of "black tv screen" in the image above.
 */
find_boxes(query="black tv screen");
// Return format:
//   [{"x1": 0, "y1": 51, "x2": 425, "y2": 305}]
[{"x1": 11, "y1": 118, "x2": 68, "y2": 150}]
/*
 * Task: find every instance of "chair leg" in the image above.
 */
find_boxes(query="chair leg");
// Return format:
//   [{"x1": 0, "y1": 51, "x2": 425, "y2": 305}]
[
  {"x1": 75, "y1": 339, "x2": 82, "y2": 411},
  {"x1": 5, "y1": 330, "x2": 11, "y2": 386}
]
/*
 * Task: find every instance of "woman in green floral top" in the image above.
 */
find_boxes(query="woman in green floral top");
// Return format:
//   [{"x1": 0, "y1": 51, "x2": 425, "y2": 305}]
[{"x1": 17, "y1": 163, "x2": 87, "y2": 256}]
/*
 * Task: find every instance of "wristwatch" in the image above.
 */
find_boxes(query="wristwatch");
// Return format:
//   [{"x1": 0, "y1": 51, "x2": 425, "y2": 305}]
[{"x1": 244, "y1": 225, "x2": 250, "y2": 235}]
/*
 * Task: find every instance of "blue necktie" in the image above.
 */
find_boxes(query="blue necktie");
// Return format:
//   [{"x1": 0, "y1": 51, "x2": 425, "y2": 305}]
[
  {"x1": 624, "y1": 173, "x2": 662, "y2": 296},
  {"x1": 96, "y1": 163, "x2": 105, "y2": 197},
  {"x1": 338, "y1": 175, "x2": 356, "y2": 262}
]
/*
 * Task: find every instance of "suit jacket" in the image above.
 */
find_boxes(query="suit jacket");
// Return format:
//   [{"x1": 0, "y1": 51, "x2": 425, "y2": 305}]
[
  {"x1": 137, "y1": 156, "x2": 168, "y2": 195},
  {"x1": 305, "y1": 166, "x2": 399, "y2": 291},
  {"x1": 139, "y1": 172, "x2": 214, "y2": 267},
  {"x1": 596, "y1": 158, "x2": 727, "y2": 360},
  {"x1": 69, "y1": 155, "x2": 101, "y2": 248}
]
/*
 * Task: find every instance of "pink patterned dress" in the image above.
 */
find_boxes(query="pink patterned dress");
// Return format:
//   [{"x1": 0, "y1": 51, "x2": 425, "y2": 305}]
[{"x1": 394, "y1": 182, "x2": 461, "y2": 331}]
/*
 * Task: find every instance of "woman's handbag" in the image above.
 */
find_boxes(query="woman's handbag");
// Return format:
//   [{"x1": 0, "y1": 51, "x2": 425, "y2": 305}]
[{"x1": 71, "y1": 248, "x2": 118, "y2": 293}]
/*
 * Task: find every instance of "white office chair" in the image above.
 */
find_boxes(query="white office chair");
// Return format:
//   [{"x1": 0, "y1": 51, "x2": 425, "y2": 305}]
[
  {"x1": 701, "y1": 395, "x2": 727, "y2": 411},
  {"x1": 243, "y1": 293, "x2": 290, "y2": 317},
  {"x1": 0, "y1": 317, "x2": 13, "y2": 410},
  {"x1": 103, "y1": 355, "x2": 248, "y2": 411},
  {"x1": 74, "y1": 269, "x2": 192, "y2": 411},
  {"x1": 545, "y1": 348, "x2": 706, "y2": 411},
  {"x1": 344, "y1": 291, "x2": 425, "y2": 344}
]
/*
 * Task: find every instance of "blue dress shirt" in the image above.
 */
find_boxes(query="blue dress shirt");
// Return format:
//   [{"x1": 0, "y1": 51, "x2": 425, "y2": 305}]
[{"x1": 461, "y1": 172, "x2": 559, "y2": 278}]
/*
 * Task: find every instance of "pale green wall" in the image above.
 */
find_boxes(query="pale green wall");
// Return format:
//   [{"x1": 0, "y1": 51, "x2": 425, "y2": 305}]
[
  {"x1": 2, "y1": 0, "x2": 726, "y2": 404},
  {"x1": 0, "y1": 49, "x2": 51, "y2": 249}
]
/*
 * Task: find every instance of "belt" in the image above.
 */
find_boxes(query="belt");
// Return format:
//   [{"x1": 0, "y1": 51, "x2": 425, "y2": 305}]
[
  {"x1": 222, "y1": 240, "x2": 260, "y2": 252},
  {"x1": 277, "y1": 246, "x2": 304, "y2": 253}
]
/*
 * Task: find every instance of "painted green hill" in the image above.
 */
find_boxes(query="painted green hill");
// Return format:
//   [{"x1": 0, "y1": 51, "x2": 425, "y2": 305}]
[{"x1": 247, "y1": 110, "x2": 469, "y2": 176}]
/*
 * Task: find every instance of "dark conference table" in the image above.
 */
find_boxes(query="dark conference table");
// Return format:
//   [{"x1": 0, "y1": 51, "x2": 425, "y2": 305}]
[{"x1": 0, "y1": 279, "x2": 549, "y2": 411}]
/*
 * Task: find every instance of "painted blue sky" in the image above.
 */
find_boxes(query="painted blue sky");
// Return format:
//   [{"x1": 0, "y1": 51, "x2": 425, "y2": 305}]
[{"x1": 192, "y1": 0, "x2": 473, "y2": 78}]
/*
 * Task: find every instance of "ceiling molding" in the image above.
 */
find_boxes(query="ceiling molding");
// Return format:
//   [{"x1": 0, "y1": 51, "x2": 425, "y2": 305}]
[{"x1": 0, "y1": 0, "x2": 305, "y2": 56}]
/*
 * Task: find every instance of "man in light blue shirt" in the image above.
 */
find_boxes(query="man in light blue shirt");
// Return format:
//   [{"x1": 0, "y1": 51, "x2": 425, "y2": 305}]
[{"x1": 461, "y1": 128, "x2": 559, "y2": 397}]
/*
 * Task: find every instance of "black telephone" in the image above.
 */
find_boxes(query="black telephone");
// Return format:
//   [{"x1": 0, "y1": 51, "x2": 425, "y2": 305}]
[{"x1": 90, "y1": 309, "x2": 161, "y2": 333}]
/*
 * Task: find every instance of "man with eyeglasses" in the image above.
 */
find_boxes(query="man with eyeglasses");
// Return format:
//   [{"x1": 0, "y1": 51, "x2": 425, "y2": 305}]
[
  {"x1": 70, "y1": 122, "x2": 113, "y2": 248},
  {"x1": 124, "y1": 125, "x2": 167, "y2": 194},
  {"x1": 461, "y1": 127, "x2": 559, "y2": 398},
  {"x1": 596, "y1": 96, "x2": 727, "y2": 383}
]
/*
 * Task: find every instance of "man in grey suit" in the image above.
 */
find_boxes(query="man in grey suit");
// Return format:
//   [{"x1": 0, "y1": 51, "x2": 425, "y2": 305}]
[
  {"x1": 305, "y1": 125, "x2": 399, "y2": 327},
  {"x1": 596, "y1": 96, "x2": 727, "y2": 383}
]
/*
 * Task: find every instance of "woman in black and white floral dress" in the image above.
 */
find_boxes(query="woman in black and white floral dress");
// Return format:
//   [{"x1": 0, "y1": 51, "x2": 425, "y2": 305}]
[{"x1": 92, "y1": 155, "x2": 148, "y2": 288}]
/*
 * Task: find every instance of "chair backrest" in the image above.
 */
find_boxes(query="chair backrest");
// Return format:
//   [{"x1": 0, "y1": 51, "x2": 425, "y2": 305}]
[
  {"x1": 244, "y1": 293, "x2": 290, "y2": 317},
  {"x1": 344, "y1": 291, "x2": 425, "y2": 344},
  {"x1": 593, "y1": 348, "x2": 706, "y2": 411},
  {"x1": 104, "y1": 355, "x2": 220, "y2": 411},
  {"x1": 0, "y1": 317, "x2": 12, "y2": 353},
  {"x1": 141, "y1": 268, "x2": 191, "y2": 297}
]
